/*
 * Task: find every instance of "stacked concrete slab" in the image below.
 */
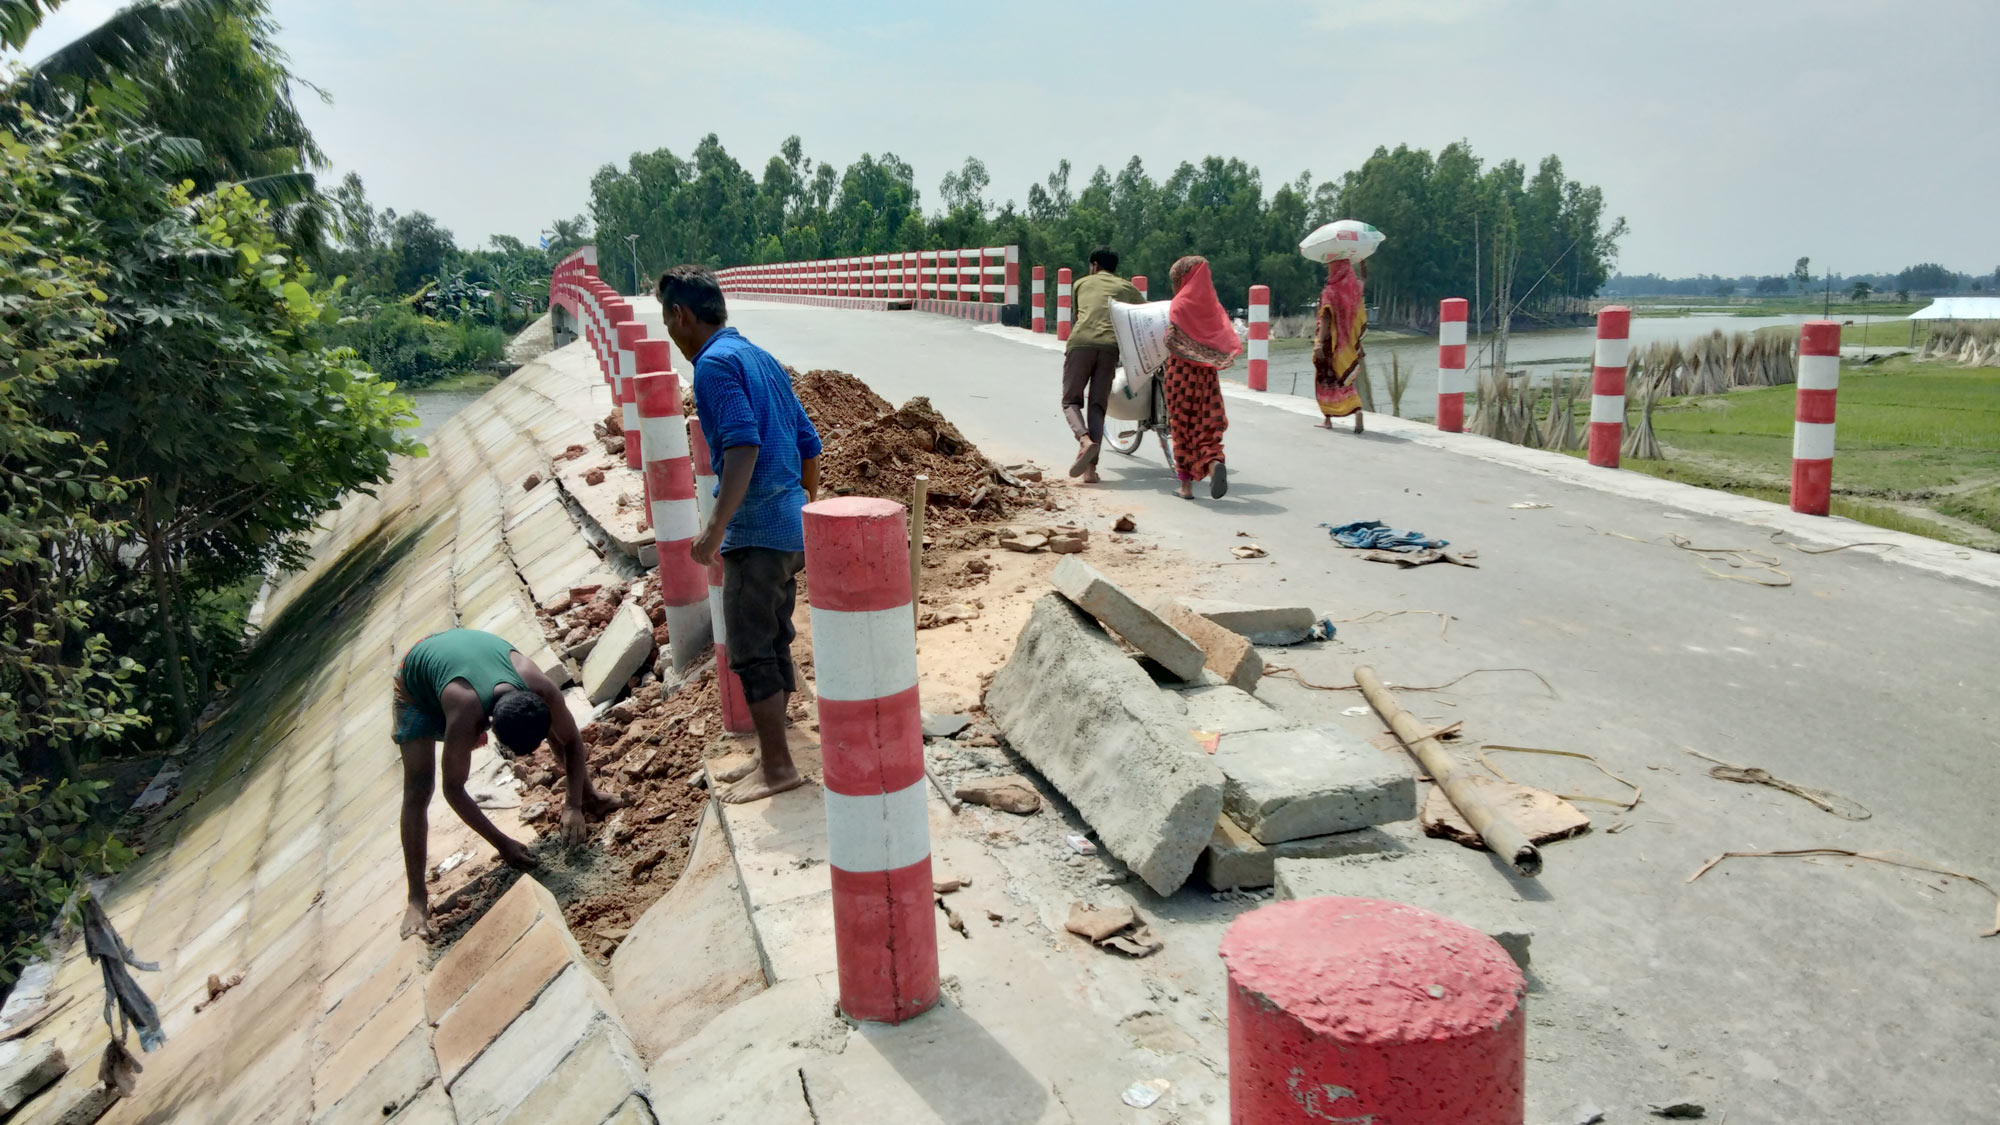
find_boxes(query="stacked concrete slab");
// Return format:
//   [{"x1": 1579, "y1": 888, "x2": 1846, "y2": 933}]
[{"x1": 987, "y1": 569, "x2": 1414, "y2": 895}]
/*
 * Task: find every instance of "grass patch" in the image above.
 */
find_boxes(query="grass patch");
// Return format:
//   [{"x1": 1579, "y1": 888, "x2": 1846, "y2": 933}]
[
  {"x1": 1840, "y1": 316, "x2": 1925, "y2": 348},
  {"x1": 1552, "y1": 357, "x2": 2000, "y2": 545}
]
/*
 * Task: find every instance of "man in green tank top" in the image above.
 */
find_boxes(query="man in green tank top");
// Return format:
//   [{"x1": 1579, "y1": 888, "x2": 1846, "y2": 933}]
[{"x1": 393, "y1": 628, "x2": 625, "y2": 939}]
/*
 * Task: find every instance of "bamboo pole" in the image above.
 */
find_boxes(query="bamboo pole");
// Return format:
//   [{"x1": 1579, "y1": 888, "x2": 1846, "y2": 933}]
[
  {"x1": 1353, "y1": 665, "x2": 1543, "y2": 877},
  {"x1": 909, "y1": 474, "x2": 929, "y2": 625}
]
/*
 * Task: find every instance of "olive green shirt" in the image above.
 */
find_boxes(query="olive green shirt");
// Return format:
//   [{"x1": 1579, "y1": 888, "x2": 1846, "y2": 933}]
[{"x1": 1067, "y1": 271, "x2": 1143, "y2": 352}]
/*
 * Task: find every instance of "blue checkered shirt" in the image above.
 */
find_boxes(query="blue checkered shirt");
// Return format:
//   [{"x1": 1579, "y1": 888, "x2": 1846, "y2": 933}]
[{"x1": 690, "y1": 328, "x2": 823, "y2": 553}]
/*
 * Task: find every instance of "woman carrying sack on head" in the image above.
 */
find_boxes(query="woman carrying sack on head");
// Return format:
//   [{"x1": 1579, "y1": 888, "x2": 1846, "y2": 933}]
[
  {"x1": 1313, "y1": 258, "x2": 1367, "y2": 431},
  {"x1": 1162, "y1": 255, "x2": 1243, "y2": 500}
]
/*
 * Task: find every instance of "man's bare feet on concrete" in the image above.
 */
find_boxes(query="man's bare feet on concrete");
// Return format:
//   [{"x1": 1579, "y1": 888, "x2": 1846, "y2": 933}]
[
  {"x1": 719, "y1": 761, "x2": 807, "y2": 804},
  {"x1": 401, "y1": 898, "x2": 435, "y2": 940},
  {"x1": 1081, "y1": 468, "x2": 1102, "y2": 484},
  {"x1": 713, "y1": 756, "x2": 760, "y2": 784}
]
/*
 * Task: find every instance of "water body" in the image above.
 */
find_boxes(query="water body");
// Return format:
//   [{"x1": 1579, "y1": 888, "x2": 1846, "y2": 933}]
[
  {"x1": 409, "y1": 388, "x2": 486, "y2": 442},
  {"x1": 1239, "y1": 312, "x2": 1836, "y2": 422}
]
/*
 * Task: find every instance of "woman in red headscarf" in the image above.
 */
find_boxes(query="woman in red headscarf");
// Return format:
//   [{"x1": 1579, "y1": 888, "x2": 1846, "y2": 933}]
[
  {"x1": 1314, "y1": 259, "x2": 1367, "y2": 432},
  {"x1": 1162, "y1": 255, "x2": 1242, "y2": 499}
]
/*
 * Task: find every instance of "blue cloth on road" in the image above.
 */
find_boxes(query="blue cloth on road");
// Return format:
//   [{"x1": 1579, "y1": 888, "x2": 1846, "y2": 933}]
[
  {"x1": 690, "y1": 327, "x2": 824, "y2": 553},
  {"x1": 1323, "y1": 520, "x2": 1448, "y2": 552}
]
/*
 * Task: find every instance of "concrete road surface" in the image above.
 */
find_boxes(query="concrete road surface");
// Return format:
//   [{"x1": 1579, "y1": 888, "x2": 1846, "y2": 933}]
[{"x1": 637, "y1": 298, "x2": 2000, "y2": 1121}]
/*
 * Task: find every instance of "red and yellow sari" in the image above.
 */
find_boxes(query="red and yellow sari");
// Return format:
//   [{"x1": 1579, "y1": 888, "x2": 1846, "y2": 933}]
[{"x1": 1314, "y1": 260, "x2": 1366, "y2": 418}]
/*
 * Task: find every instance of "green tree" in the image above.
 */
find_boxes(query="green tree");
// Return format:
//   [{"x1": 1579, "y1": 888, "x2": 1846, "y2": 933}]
[
  {"x1": 0, "y1": 102, "x2": 152, "y2": 980},
  {"x1": 1849, "y1": 280, "x2": 1874, "y2": 303},
  {"x1": 1895, "y1": 262, "x2": 1957, "y2": 294},
  {"x1": 1792, "y1": 256, "x2": 1812, "y2": 289}
]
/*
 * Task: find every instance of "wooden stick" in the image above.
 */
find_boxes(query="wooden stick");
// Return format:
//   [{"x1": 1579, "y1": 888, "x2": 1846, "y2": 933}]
[
  {"x1": 925, "y1": 757, "x2": 962, "y2": 814},
  {"x1": 909, "y1": 474, "x2": 929, "y2": 623},
  {"x1": 1354, "y1": 665, "x2": 1542, "y2": 877}
]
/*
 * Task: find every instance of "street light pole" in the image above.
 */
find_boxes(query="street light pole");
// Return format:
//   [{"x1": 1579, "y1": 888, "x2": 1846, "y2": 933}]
[{"x1": 625, "y1": 234, "x2": 640, "y2": 297}]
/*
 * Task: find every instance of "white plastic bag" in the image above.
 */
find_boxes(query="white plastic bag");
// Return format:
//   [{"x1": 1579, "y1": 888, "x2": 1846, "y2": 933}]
[
  {"x1": 1110, "y1": 299, "x2": 1172, "y2": 380},
  {"x1": 1106, "y1": 365, "x2": 1152, "y2": 421},
  {"x1": 1299, "y1": 219, "x2": 1385, "y2": 264}
]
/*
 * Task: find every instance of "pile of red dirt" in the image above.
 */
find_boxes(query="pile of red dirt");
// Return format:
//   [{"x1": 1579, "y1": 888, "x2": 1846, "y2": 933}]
[{"x1": 790, "y1": 368, "x2": 1043, "y2": 529}]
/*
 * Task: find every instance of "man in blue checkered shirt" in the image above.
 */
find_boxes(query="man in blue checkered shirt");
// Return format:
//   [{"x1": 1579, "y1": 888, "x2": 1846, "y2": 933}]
[{"x1": 659, "y1": 265, "x2": 822, "y2": 804}]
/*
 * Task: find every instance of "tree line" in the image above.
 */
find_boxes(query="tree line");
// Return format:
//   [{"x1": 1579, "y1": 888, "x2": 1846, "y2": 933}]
[
  {"x1": 1607, "y1": 260, "x2": 1999, "y2": 301},
  {"x1": 585, "y1": 136, "x2": 1624, "y2": 326}
]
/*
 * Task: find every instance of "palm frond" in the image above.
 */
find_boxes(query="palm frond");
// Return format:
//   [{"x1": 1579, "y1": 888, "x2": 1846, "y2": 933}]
[
  {"x1": 14, "y1": 0, "x2": 240, "y2": 110},
  {"x1": 1, "y1": 0, "x2": 61, "y2": 51}
]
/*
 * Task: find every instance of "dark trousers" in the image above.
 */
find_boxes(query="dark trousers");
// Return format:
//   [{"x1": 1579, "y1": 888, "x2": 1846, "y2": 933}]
[
  {"x1": 1061, "y1": 345, "x2": 1119, "y2": 442},
  {"x1": 721, "y1": 546, "x2": 804, "y2": 705}
]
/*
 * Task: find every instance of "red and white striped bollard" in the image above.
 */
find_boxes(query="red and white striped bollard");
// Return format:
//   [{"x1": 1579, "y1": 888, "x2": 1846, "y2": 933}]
[
  {"x1": 1589, "y1": 306, "x2": 1631, "y2": 468},
  {"x1": 804, "y1": 497, "x2": 938, "y2": 1025},
  {"x1": 686, "y1": 415, "x2": 753, "y2": 732},
  {"x1": 1247, "y1": 285, "x2": 1270, "y2": 392},
  {"x1": 616, "y1": 318, "x2": 646, "y2": 470},
  {"x1": 1437, "y1": 297, "x2": 1469, "y2": 432},
  {"x1": 633, "y1": 341, "x2": 713, "y2": 672},
  {"x1": 1792, "y1": 321, "x2": 1841, "y2": 515},
  {"x1": 1055, "y1": 268, "x2": 1072, "y2": 342},
  {"x1": 1031, "y1": 266, "x2": 1046, "y2": 333},
  {"x1": 1132, "y1": 275, "x2": 1148, "y2": 300}
]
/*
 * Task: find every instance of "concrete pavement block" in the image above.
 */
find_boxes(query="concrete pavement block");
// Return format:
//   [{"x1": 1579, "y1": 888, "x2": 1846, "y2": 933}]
[
  {"x1": 494, "y1": 1023, "x2": 651, "y2": 1125},
  {"x1": 1274, "y1": 850, "x2": 1534, "y2": 969},
  {"x1": 1159, "y1": 599, "x2": 1263, "y2": 692},
  {"x1": 1198, "y1": 816, "x2": 1410, "y2": 890},
  {"x1": 1176, "y1": 684, "x2": 1290, "y2": 735},
  {"x1": 610, "y1": 804, "x2": 766, "y2": 1059},
  {"x1": 433, "y1": 917, "x2": 578, "y2": 1085},
  {"x1": 987, "y1": 594, "x2": 1224, "y2": 895},
  {"x1": 311, "y1": 1025, "x2": 438, "y2": 1125},
  {"x1": 644, "y1": 979, "x2": 838, "y2": 1125},
  {"x1": 1180, "y1": 598, "x2": 1316, "y2": 646},
  {"x1": 0, "y1": 1041, "x2": 65, "y2": 1115},
  {"x1": 447, "y1": 963, "x2": 632, "y2": 1122},
  {"x1": 581, "y1": 601, "x2": 654, "y2": 704},
  {"x1": 427, "y1": 876, "x2": 562, "y2": 1024},
  {"x1": 1214, "y1": 726, "x2": 1414, "y2": 844},
  {"x1": 1049, "y1": 558, "x2": 1205, "y2": 682}
]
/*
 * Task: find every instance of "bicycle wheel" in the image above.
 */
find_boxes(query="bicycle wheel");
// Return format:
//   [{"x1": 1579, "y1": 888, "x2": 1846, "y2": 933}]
[{"x1": 1107, "y1": 423, "x2": 1144, "y2": 455}]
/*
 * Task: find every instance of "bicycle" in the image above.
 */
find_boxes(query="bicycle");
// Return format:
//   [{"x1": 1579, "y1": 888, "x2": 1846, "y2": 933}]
[{"x1": 1105, "y1": 367, "x2": 1172, "y2": 467}]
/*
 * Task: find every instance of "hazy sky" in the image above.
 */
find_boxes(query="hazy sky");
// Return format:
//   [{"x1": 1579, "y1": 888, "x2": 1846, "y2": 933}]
[{"x1": 14, "y1": 0, "x2": 1999, "y2": 277}]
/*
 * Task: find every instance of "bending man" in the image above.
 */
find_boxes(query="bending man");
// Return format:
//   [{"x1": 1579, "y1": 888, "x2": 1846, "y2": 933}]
[{"x1": 395, "y1": 627, "x2": 625, "y2": 939}]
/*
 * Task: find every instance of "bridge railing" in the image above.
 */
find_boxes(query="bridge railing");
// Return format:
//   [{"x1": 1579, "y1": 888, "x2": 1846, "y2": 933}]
[{"x1": 715, "y1": 247, "x2": 1020, "y2": 323}]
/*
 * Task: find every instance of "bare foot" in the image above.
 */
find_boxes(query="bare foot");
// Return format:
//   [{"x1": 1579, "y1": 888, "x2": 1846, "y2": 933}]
[
  {"x1": 713, "y1": 756, "x2": 760, "y2": 784},
  {"x1": 1319, "y1": 417, "x2": 1332, "y2": 429},
  {"x1": 401, "y1": 898, "x2": 435, "y2": 940},
  {"x1": 1177, "y1": 484, "x2": 1194, "y2": 499},
  {"x1": 497, "y1": 839, "x2": 540, "y2": 872},
  {"x1": 719, "y1": 762, "x2": 808, "y2": 804},
  {"x1": 1080, "y1": 469, "x2": 1101, "y2": 484}
]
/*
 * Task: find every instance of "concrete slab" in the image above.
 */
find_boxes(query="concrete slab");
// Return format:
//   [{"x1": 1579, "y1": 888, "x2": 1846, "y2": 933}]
[
  {"x1": 493, "y1": 1023, "x2": 652, "y2": 1125},
  {"x1": 1179, "y1": 597, "x2": 1315, "y2": 646},
  {"x1": 433, "y1": 917, "x2": 579, "y2": 1084},
  {"x1": 1197, "y1": 815, "x2": 1409, "y2": 891},
  {"x1": 1049, "y1": 557, "x2": 1205, "y2": 682},
  {"x1": 610, "y1": 804, "x2": 767, "y2": 1060},
  {"x1": 1159, "y1": 598, "x2": 1263, "y2": 692},
  {"x1": 644, "y1": 979, "x2": 838, "y2": 1125},
  {"x1": 1175, "y1": 683, "x2": 1290, "y2": 736},
  {"x1": 447, "y1": 964, "x2": 636, "y2": 1121},
  {"x1": 581, "y1": 600, "x2": 654, "y2": 704},
  {"x1": 1213, "y1": 726, "x2": 1415, "y2": 844},
  {"x1": 1274, "y1": 849, "x2": 1536, "y2": 968},
  {"x1": 0, "y1": 1041, "x2": 64, "y2": 1116},
  {"x1": 986, "y1": 595, "x2": 1225, "y2": 895}
]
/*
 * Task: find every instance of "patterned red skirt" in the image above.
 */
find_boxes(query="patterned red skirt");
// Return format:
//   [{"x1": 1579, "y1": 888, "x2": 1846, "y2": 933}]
[{"x1": 1163, "y1": 356, "x2": 1227, "y2": 482}]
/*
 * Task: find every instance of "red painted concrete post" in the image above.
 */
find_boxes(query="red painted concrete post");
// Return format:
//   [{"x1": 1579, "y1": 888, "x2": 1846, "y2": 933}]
[
  {"x1": 1133, "y1": 275, "x2": 1148, "y2": 300},
  {"x1": 1247, "y1": 285, "x2": 1271, "y2": 392},
  {"x1": 633, "y1": 342, "x2": 712, "y2": 672},
  {"x1": 1031, "y1": 266, "x2": 1047, "y2": 333},
  {"x1": 615, "y1": 318, "x2": 646, "y2": 471},
  {"x1": 686, "y1": 416, "x2": 753, "y2": 732},
  {"x1": 1003, "y1": 245, "x2": 1019, "y2": 312},
  {"x1": 1588, "y1": 305, "x2": 1632, "y2": 468},
  {"x1": 1792, "y1": 320, "x2": 1842, "y2": 515},
  {"x1": 1220, "y1": 897, "x2": 1525, "y2": 1124},
  {"x1": 1056, "y1": 268, "x2": 1073, "y2": 342},
  {"x1": 1437, "y1": 297, "x2": 1470, "y2": 432},
  {"x1": 803, "y1": 497, "x2": 938, "y2": 1025}
]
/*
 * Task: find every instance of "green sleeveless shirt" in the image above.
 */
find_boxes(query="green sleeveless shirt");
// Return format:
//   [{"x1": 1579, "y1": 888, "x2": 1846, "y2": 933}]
[{"x1": 400, "y1": 629, "x2": 528, "y2": 720}]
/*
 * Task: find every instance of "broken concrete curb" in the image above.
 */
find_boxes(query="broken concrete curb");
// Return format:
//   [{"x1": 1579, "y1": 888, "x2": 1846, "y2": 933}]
[
  {"x1": 1180, "y1": 598, "x2": 1316, "y2": 646},
  {"x1": 1214, "y1": 726, "x2": 1415, "y2": 844},
  {"x1": 582, "y1": 600, "x2": 654, "y2": 704},
  {"x1": 986, "y1": 594, "x2": 1225, "y2": 895},
  {"x1": 1050, "y1": 557, "x2": 1205, "y2": 682},
  {"x1": 1159, "y1": 598, "x2": 1263, "y2": 692}
]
